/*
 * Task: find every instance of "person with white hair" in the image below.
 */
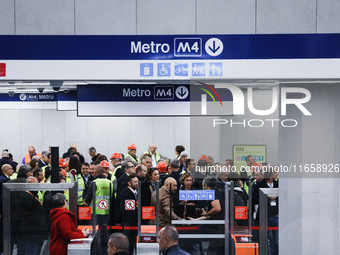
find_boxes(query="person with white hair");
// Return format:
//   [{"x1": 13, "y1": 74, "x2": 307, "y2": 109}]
[{"x1": 0, "y1": 150, "x2": 17, "y2": 172}]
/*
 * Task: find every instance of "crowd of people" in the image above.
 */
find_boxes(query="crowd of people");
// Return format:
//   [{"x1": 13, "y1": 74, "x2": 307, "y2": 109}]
[{"x1": 0, "y1": 144, "x2": 279, "y2": 255}]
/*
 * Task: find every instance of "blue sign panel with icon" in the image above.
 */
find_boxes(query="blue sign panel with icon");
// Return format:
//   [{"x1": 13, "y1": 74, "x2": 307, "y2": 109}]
[{"x1": 179, "y1": 190, "x2": 215, "y2": 201}]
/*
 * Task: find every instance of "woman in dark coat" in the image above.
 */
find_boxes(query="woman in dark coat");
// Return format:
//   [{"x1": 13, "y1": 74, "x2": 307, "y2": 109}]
[{"x1": 141, "y1": 168, "x2": 160, "y2": 207}]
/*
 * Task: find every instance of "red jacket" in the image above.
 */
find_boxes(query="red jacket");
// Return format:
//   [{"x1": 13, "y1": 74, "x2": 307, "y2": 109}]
[{"x1": 49, "y1": 207, "x2": 84, "y2": 255}]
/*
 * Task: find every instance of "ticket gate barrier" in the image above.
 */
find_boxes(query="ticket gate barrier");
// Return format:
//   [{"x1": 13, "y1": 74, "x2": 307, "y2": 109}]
[
  {"x1": 172, "y1": 181, "x2": 230, "y2": 255},
  {"x1": 2, "y1": 183, "x2": 78, "y2": 255},
  {"x1": 136, "y1": 181, "x2": 160, "y2": 254},
  {"x1": 229, "y1": 181, "x2": 259, "y2": 254},
  {"x1": 172, "y1": 181, "x2": 260, "y2": 255},
  {"x1": 259, "y1": 188, "x2": 279, "y2": 255}
]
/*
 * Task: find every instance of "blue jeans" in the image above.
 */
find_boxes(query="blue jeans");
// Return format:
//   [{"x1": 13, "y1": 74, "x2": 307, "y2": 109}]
[
  {"x1": 24, "y1": 241, "x2": 41, "y2": 255},
  {"x1": 268, "y1": 216, "x2": 279, "y2": 255}
]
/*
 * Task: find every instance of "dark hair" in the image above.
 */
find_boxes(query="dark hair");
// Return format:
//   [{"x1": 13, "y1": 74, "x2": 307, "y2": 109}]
[
  {"x1": 52, "y1": 193, "x2": 66, "y2": 208},
  {"x1": 68, "y1": 156, "x2": 81, "y2": 174},
  {"x1": 81, "y1": 162, "x2": 90, "y2": 168},
  {"x1": 33, "y1": 168, "x2": 42, "y2": 178},
  {"x1": 185, "y1": 158, "x2": 194, "y2": 168},
  {"x1": 179, "y1": 172, "x2": 195, "y2": 185},
  {"x1": 44, "y1": 166, "x2": 51, "y2": 180},
  {"x1": 122, "y1": 161, "x2": 133, "y2": 172},
  {"x1": 67, "y1": 147, "x2": 76, "y2": 154},
  {"x1": 29, "y1": 158, "x2": 39, "y2": 169},
  {"x1": 17, "y1": 165, "x2": 32, "y2": 178},
  {"x1": 95, "y1": 154, "x2": 107, "y2": 164},
  {"x1": 175, "y1": 145, "x2": 185, "y2": 156},
  {"x1": 69, "y1": 151, "x2": 80, "y2": 158},
  {"x1": 203, "y1": 176, "x2": 217, "y2": 189},
  {"x1": 126, "y1": 173, "x2": 138, "y2": 183},
  {"x1": 197, "y1": 160, "x2": 208, "y2": 167},
  {"x1": 145, "y1": 168, "x2": 159, "y2": 182},
  {"x1": 108, "y1": 233, "x2": 129, "y2": 253},
  {"x1": 88, "y1": 147, "x2": 96, "y2": 153},
  {"x1": 135, "y1": 164, "x2": 144, "y2": 174}
]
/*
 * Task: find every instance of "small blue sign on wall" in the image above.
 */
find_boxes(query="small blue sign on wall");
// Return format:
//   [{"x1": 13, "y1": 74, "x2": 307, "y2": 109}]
[
  {"x1": 157, "y1": 63, "x2": 171, "y2": 77},
  {"x1": 140, "y1": 63, "x2": 154, "y2": 76},
  {"x1": 179, "y1": 190, "x2": 215, "y2": 201}
]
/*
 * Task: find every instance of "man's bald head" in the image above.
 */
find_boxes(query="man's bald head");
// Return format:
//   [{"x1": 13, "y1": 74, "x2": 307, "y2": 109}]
[
  {"x1": 164, "y1": 177, "x2": 178, "y2": 192},
  {"x1": 149, "y1": 144, "x2": 157, "y2": 154},
  {"x1": 26, "y1": 176, "x2": 38, "y2": 183},
  {"x1": 28, "y1": 146, "x2": 36, "y2": 157},
  {"x1": 70, "y1": 143, "x2": 77, "y2": 150},
  {"x1": 1, "y1": 164, "x2": 13, "y2": 177},
  {"x1": 94, "y1": 165, "x2": 104, "y2": 176}
]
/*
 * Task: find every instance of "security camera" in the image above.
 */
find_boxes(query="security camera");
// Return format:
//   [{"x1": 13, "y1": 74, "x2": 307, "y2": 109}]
[
  {"x1": 8, "y1": 91, "x2": 14, "y2": 97},
  {"x1": 50, "y1": 80, "x2": 63, "y2": 92},
  {"x1": 37, "y1": 88, "x2": 45, "y2": 93}
]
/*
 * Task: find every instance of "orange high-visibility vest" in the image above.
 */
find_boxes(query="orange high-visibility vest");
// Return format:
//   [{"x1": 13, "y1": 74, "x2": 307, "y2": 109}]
[{"x1": 24, "y1": 153, "x2": 41, "y2": 164}]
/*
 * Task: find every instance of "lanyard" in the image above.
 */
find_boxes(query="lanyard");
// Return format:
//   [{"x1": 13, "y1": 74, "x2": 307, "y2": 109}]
[{"x1": 25, "y1": 191, "x2": 42, "y2": 205}]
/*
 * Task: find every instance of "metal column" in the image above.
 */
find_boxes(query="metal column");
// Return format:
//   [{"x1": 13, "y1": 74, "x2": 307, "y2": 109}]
[{"x1": 259, "y1": 188, "x2": 279, "y2": 255}]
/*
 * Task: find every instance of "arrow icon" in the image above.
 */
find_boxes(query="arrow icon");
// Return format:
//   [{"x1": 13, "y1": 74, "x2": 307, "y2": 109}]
[
  {"x1": 205, "y1": 38, "x2": 223, "y2": 57},
  {"x1": 178, "y1": 87, "x2": 187, "y2": 97},
  {"x1": 175, "y1": 86, "x2": 189, "y2": 99},
  {"x1": 209, "y1": 40, "x2": 220, "y2": 53}
]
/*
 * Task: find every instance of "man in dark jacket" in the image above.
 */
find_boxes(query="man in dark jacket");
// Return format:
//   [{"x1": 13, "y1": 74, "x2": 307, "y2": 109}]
[
  {"x1": 116, "y1": 161, "x2": 135, "y2": 221},
  {"x1": 0, "y1": 164, "x2": 13, "y2": 253},
  {"x1": 158, "y1": 225, "x2": 189, "y2": 255},
  {"x1": 119, "y1": 174, "x2": 138, "y2": 255},
  {"x1": 20, "y1": 177, "x2": 47, "y2": 254},
  {"x1": 0, "y1": 150, "x2": 17, "y2": 172}
]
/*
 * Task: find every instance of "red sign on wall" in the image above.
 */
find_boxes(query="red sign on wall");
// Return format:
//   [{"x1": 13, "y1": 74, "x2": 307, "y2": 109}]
[
  {"x1": 0, "y1": 63, "x2": 5, "y2": 77},
  {"x1": 235, "y1": 206, "x2": 248, "y2": 220},
  {"x1": 142, "y1": 206, "x2": 155, "y2": 220}
]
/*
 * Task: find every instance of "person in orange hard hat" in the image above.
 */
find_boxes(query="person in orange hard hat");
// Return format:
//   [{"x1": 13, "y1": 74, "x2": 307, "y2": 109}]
[
  {"x1": 59, "y1": 158, "x2": 68, "y2": 169},
  {"x1": 124, "y1": 144, "x2": 140, "y2": 166},
  {"x1": 100, "y1": 160, "x2": 117, "y2": 192},
  {"x1": 156, "y1": 161, "x2": 168, "y2": 173},
  {"x1": 110, "y1": 153, "x2": 124, "y2": 180}
]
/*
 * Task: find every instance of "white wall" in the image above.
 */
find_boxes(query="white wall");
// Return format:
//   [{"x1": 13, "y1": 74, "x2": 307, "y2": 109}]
[
  {"x1": 1, "y1": 0, "x2": 340, "y2": 35},
  {"x1": 0, "y1": 110, "x2": 190, "y2": 164},
  {"x1": 279, "y1": 84, "x2": 340, "y2": 254}
]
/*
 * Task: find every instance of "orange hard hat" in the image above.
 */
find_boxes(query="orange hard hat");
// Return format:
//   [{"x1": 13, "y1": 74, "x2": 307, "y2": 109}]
[
  {"x1": 100, "y1": 160, "x2": 110, "y2": 168},
  {"x1": 198, "y1": 155, "x2": 210, "y2": 163},
  {"x1": 128, "y1": 143, "x2": 137, "y2": 150},
  {"x1": 59, "y1": 158, "x2": 68, "y2": 168},
  {"x1": 251, "y1": 162, "x2": 262, "y2": 171},
  {"x1": 110, "y1": 152, "x2": 123, "y2": 160},
  {"x1": 156, "y1": 161, "x2": 168, "y2": 173}
]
